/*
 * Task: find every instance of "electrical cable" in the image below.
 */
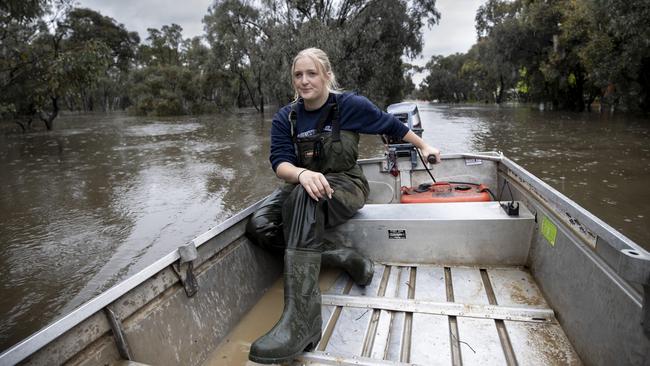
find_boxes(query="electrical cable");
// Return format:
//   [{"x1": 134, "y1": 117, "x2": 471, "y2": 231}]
[
  {"x1": 415, "y1": 147, "x2": 436, "y2": 183},
  {"x1": 497, "y1": 179, "x2": 515, "y2": 203}
]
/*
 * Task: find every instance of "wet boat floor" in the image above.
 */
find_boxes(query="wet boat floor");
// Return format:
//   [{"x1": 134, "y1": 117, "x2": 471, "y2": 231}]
[{"x1": 207, "y1": 264, "x2": 581, "y2": 365}]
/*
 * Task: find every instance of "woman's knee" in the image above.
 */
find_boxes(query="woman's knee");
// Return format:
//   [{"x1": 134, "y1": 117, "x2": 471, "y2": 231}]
[
  {"x1": 245, "y1": 186, "x2": 291, "y2": 248},
  {"x1": 245, "y1": 214, "x2": 264, "y2": 241},
  {"x1": 246, "y1": 211, "x2": 285, "y2": 252}
]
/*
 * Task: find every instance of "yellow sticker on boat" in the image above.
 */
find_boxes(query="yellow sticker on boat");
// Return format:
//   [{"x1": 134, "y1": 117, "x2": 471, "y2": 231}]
[{"x1": 541, "y1": 216, "x2": 557, "y2": 246}]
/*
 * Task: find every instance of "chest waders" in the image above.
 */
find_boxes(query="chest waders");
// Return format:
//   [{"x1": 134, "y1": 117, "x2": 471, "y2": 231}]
[{"x1": 247, "y1": 96, "x2": 374, "y2": 364}]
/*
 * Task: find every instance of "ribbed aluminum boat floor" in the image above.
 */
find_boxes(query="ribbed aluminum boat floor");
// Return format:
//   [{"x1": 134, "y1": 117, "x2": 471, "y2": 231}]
[{"x1": 296, "y1": 264, "x2": 581, "y2": 366}]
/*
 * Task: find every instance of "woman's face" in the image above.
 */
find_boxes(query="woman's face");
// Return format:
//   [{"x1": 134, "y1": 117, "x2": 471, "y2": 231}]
[{"x1": 293, "y1": 56, "x2": 329, "y2": 105}]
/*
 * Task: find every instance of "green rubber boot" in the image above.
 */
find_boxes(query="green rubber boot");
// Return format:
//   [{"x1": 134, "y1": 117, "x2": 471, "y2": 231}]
[
  {"x1": 248, "y1": 248, "x2": 322, "y2": 364},
  {"x1": 322, "y1": 246, "x2": 374, "y2": 286}
]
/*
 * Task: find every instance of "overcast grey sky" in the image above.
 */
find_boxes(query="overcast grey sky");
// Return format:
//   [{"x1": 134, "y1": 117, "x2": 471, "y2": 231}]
[{"x1": 76, "y1": 0, "x2": 485, "y2": 84}]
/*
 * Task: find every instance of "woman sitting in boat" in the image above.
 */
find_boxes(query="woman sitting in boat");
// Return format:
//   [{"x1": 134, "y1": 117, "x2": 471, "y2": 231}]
[{"x1": 245, "y1": 47, "x2": 440, "y2": 364}]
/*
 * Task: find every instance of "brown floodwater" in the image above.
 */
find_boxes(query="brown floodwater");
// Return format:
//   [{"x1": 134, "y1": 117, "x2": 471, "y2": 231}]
[{"x1": 0, "y1": 103, "x2": 648, "y2": 353}]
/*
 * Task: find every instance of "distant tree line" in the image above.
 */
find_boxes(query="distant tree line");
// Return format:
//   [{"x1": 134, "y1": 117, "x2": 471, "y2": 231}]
[
  {"x1": 417, "y1": 0, "x2": 650, "y2": 113},
  {"x1": 1, "y1": 0, "x2": 439, "y2": 130}
]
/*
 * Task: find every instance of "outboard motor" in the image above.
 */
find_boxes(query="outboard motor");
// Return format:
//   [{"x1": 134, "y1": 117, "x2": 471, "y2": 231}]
[
  {"x1": 383, "y1": 102, "x2": 423, "y2": 173},
  {"x1": 384, "y1": 102, "x2": 496, "y2": 204}
]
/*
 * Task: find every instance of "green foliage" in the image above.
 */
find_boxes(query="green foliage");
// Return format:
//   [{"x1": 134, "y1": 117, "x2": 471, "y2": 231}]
[
  {"x1": 5, "y1": 0, "x2": 649, "y2": 127},
  {"x1": 422, "y1": 0, "x2": 650, "y2": 112},
  {"x1": 203, "y1": 0, "x2": 267, "y2": 110},
  {"x1": 0, "y1": 0, "x2": 49, "y2": 22},
  {"x1": 139, "y1": 24, "x2": 184, "y2": 66},
  {"x1": 574, "y1": 0, "x2": 650, "y2": 111},
  {"x1": 1, "y1": 2, "x2": 138, "y2": 129},
  {"x1": 3, "y1": 0, "x2": 440, "y2": 127},
  {"x1": 128, "y1": 64, "x2": 219, "y2": 116},
  {"x1": 48, "y1": 40, "x2": 112, "y2": 94},
  {"x1": 420, "y1": 54, "x2": 471, "y2": 102},
  {"x1": 203, "y1": 0, "x2": 440, "y2": 109},
  {"x1": 337, "y1": 0, "x2": 438, "y2": 106},
  {"x1": 515, "y1": 68, "x2": 529, "y2": 95},
  {"x1": 1, "y1": 1, "x2": 113, "y2": 129},
  {"x1": 62, "y1": 8, "x2": 140, "y2": 71}
]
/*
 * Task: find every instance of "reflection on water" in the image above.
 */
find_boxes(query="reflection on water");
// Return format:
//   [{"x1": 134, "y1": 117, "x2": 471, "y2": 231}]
[{"x1": 1, "y1": 103, "x2": 649, "y2": 352}]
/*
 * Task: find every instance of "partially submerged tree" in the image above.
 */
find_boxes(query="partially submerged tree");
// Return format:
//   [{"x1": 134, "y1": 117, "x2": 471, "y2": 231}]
[
  {"x1": 2, "y1": 0, "x2": 441, "y2": 125},
  {"x1": 1, "y1": 1, "x2": 113, "y2": 130},
  {"x1": 421, "y1": 0, "x2": 650, "y2": 112}
]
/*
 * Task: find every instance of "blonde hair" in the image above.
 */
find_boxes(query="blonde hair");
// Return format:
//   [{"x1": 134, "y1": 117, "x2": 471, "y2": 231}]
[{"x1": 292, "y1": 47, "x2": 341, "y2": 100}]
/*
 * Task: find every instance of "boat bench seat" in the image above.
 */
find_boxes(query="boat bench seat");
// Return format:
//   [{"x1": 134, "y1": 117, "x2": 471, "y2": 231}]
[{"x1": 324, "y1": 201, "x2": 535, "y2": 265}]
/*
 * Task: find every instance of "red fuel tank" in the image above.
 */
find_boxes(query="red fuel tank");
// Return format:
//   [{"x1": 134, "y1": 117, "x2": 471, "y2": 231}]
[{"x1": 400, "y1": 182, "x2": 492, "y2": 204}]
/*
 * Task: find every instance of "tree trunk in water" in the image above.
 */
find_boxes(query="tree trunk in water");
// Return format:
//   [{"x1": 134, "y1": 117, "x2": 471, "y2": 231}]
[
  {"x1": 496, "y1": 75, "x2": 505, "y2": 104},
  {"x1": 240, "y1": 73, "x2": 259, "y2": 112},
  {"x1": 237, "y1": 84, "x2": 245, "y2": 108},
  {"x1": 575, "y1": 72, "x2": 585, "y2": 112},
  {"x1": 257, "y1": 74, "x2": 264, "y2": 114},
  {"x1": 103, "y1": 86, "x2": 110, "y2": 112},
  {"x1": 40, "y1": 96, "x2": 60, "y2": 131},
  {"x1": 639, "y1": 57, "x2": 650, "y2": 112}
]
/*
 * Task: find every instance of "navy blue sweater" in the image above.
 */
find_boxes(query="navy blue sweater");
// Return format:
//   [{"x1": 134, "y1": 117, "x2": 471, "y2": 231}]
[{"x1": 270, "y1": 92, "x2": 409, "y2": 171}]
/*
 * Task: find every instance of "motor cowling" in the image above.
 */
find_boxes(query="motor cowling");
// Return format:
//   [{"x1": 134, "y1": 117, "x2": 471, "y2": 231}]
[{"x1": 384, "y1": 102, "x2": 423, "y2": 169}]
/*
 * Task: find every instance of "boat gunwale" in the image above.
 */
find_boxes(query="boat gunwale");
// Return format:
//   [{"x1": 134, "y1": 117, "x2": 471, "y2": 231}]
[
  {"x1": 0, "y1": 198, "x2": 267, "y2": 365},
  {"x1": 358, "y1": 151, "x2": 504, "y2": 165},
  {"x1": 500, "y1": 156, "x2": 649, "y2": 306},
  {"x1": 500, "y1": 156, "x2": 648, "y2": 256}
]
